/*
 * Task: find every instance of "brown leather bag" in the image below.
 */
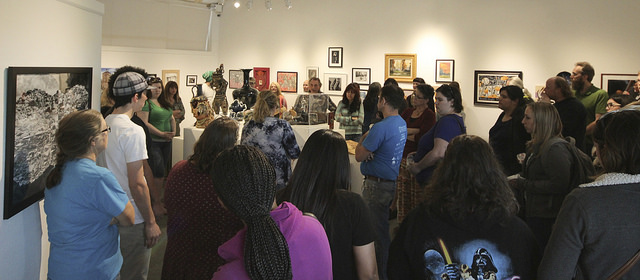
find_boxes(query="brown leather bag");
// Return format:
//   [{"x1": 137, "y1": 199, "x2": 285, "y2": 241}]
[{"x1": 606, "y1": 249, "x2": 640, "y2": 280}]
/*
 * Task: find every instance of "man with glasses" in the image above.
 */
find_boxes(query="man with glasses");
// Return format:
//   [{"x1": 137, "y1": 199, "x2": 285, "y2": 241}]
[
  {"x1": 544, "y1": 76, "x2": 587, "y2": 152},
  {"x1": 103, "y1": 68, "x2": 162, "y2": 280},
  {"x1": 571, "y1": 62, "x2": 608, "y2": 154}
]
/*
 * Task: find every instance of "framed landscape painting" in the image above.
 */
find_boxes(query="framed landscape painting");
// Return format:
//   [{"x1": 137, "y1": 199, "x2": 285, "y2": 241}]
[
  {"x1": 474, "y1": 70, "x2": 523, "y2": 105},
  {"x1": 385, "y1": 53, "x2": 417, "y2": 83},
  {"x1": 435, "y1": 59, "x2": 455, "y2": 83},
  {"x1": 162, "y1": 69, "x2": 180, "y2": 86},
  {"x1": 4, "y1": 67, "x2": 92, "y2": 219}
]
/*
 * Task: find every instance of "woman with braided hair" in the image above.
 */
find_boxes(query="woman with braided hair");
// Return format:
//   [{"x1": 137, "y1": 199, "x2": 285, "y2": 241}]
[
  {"x1": 44, "y1": 109, "x2": 135, "y2": 280},
  {"x1": 211, "y1": 145, "x2": 332, "y2": 280}
]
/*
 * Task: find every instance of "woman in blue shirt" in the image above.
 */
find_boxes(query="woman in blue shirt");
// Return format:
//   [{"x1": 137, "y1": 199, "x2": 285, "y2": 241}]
[{"x1": 45, "y1": 109, "x2": 134, "y2": 280}]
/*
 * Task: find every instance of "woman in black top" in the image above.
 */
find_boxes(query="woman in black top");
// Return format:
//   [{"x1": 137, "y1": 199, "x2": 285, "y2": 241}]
[{"x1": 489, "y1": 85, "x2": 530, "y2": 176}]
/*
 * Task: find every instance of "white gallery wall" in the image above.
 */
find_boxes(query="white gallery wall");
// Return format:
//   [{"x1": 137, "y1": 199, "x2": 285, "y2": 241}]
[
  {"x1": 101, "y1": 0, "x2": 640, "y2": 138},
  {"x1": 216, "y1": 0, "x2": 640, "y2": 138},
  {"x1": 0, "y1": 1, "x2": 104, "y2": 279}
]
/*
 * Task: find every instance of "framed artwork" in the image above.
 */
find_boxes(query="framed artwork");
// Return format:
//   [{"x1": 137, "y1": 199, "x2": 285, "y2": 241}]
[
  {"x1": 324, "y1": 73, "x2": 348, "y2": 95},
  {"x1": 474, "y1": 70, "x2": 523, "y2": 105},
  {"x1": 253, "y1": 67, "x2": 270, "y2": 91},
  {"x1": 435, "y1": 59, "x2": 455, "y2": 83},
  {"x1": 186, "y1": 74, "x2": 197, "y2": 86},
  {"x1": 4, "y1": 67, "x2": 92, "y2": 219},
  {"x1": 328, "y1": 47, "x2": 343, "y2": 68},
  {"x1": 162, "y1": 69, "x2": 180, "y2": 86},
  {"x1": 352, "y1": 68, "x2": 371, "y2": 85},
  {"x1": 306, "y1": 66, "x2": 319, "y2": 80},
  {"x1": 385, "y1": 53, "x2": 417, "y2": 83},
  {"x1": 229, "y1": 69, "x2": 244, "y2": 89},
  {"x1": 601, "y1": 73, "x2": 637, "y2": 95},
  {"x1": 101, "y1": 68, "x2": 116, "y2": 92},
  {"x1": 277, "y1": 71, "x2": 298, "y2": 93}
]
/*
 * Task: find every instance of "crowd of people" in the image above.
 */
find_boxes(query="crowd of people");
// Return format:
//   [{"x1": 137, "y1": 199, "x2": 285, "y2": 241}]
[{"x1": 44, "y1": 62, "x2": 640, "y2": 279}]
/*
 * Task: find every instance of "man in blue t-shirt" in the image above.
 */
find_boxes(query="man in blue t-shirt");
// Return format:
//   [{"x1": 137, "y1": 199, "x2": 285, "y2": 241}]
[{"x1": 356, "y1": 84, "x2": 407, "y2": 280}]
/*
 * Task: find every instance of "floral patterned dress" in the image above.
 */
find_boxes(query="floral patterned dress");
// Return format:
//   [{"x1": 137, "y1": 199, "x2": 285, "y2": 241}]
[{"x1": 241, "y1": 117, "x2": 301, "y2": 190}]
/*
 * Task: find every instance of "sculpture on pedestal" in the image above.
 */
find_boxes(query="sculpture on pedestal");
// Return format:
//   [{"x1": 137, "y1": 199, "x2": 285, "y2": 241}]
[
  {"x1": 231, "y1": 69, "x2": 258, "y2": 110},
  {"x1": 211, "y1": 64, "x2": 229, "y2": 115}
]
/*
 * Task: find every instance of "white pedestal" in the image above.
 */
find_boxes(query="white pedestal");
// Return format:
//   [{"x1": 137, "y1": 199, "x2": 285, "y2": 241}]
[
  {"x1": 182, "y1": 127, "x2": 204, "y2": 160},
  {"x1": 172, "y1": 136, "x2": 183, "y2": 167}
]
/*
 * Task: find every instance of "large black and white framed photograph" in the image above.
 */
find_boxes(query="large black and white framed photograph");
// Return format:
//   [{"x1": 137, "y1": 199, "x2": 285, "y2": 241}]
[
  {"x1": 324, "y1": 73, "x2": 348, "y2": 95},
  {"x1": 352, "y1": 68, "x2": 371, "y2": 85},
  {"x1": 4, "y1": 67, "x2": 92, "y2": 219},
  {"x1": 328, "y1": 47, "x2": 343, "y2": 68}
]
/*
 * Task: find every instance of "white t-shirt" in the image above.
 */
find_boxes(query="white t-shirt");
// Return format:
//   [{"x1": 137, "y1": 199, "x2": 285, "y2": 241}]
[
  {"x1": 202, "y1": 83, "x2": 215, "y2": 100},
  {"x1": 102, "y1": 114, "x2": 149, "y2": 224}
]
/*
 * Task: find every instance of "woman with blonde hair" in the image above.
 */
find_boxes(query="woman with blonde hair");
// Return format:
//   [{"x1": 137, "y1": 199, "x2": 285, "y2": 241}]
[
  {"x1": 511, "y1": 101, "x2": 575, "y2": 250},
  {"x1": 45, "y1": 109, "x2": 135, "y2": 279},
  {"x1": 242, "y1": 90, "x2": 300, "y2": 190},
  {"x1": 270, "y1": 82, "x2": 288, "y2": 118}
]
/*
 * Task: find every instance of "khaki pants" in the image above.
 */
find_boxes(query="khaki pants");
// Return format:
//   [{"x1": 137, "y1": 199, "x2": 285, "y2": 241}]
[{"x1": 119, "y1": 223, "x2": 151, "y2": 280}]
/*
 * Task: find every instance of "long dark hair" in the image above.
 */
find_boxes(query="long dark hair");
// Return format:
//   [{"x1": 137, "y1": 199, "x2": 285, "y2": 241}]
[
  {"x1": 211, "y1": 145, "x2": 292, "y2": 279},
  {"x1": 278, "y1": 130, "x2": 350, "y2": 231},
  {"x1": 341, "y1": 83, "x2": 361, "y2": 114},
  {"x1": 363, "y1": 82, "x2": 381, "y2": 109},
  {"x1": 147, "y1": 77, "x2": 172, "y2": 109},
  {"x1": 436, "y1": 84, "x2": 463, "y2": 113},
  {"x1": 189, "y1": 117, "x2": 238, "y2": 173},
  {"x1": 46, "y1": 109, "x2": 103, "y2": 189},
  {"x1": 423, "y1": 135, "x2": 518, "y2": 222},
  {"x1": 165, "y1": 80, "x2": 179, "y2": 104}
]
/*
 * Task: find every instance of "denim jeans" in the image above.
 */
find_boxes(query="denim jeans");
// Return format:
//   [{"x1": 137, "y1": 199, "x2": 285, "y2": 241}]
[{"x1": 362, "y1": 178, "x2": 396, "y2": 280}]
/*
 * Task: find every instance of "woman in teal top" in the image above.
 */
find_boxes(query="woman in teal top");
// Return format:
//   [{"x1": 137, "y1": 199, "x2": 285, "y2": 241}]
[
  {"x1": 335, "y1": 83, "x2": 365, "y2": 141},
  {"x1": 140, "y1": 77, "x2": 175, "y2": 212}
]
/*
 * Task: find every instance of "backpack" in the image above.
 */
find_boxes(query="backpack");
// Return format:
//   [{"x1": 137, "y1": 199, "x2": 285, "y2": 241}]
[{"x1": 561, "y1": 137, "x2": 596, "y2": 188}]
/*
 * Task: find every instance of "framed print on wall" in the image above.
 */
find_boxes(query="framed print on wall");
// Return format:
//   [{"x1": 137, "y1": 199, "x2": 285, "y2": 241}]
[
  {"x1": 306, "y1": 66, "x2": 319, "y2": 80},
  {"x1": 352, "y1": 68, "x2": 371, "y2": 85},
  {"x1": 253, "y1": 67, "x2": 270, "y2": 91},
  {"x1": 435, "y1": 59, "x2": 455, "y2": 83},
  {"x1": 385, "y1": 53, "x2": 417, "y2": 83},
  {"x1": 328, "y1": 47, "x2": 343, "y2": 68},
  {"x1": 4, "y1": 67, "x2": 92, "y2": 219},
  {"x1": 162, "y1": 69, "x2": 180, "y2": 86},
  {"x1": 601, "y1": 73, "x2": 637, "y2": 95},
  {"x1": 277, "y1": 71, "x2": 298, "y2": 93},
  {"x1": 324, "y1": 73, "x2": 348, "y2": 95},
  {"x1": 186, "y1": 74, "x2": 197, "y2": 86},
  {"x1": 474, "y1": 70, "x2": 523, "y2": 105},
  {"x1": 229, "y1": 69, "x2": 244, "y2": 89}
]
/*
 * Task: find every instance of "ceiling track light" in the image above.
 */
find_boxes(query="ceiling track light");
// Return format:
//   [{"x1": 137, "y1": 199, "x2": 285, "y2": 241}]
[
  {"x1": 284, "y1": 0, "x2": 291, "y2": 9},
  {"x1": 233, "y1": 0, "x2": 240, "y2": 8},
  {"x1": 246, "y1": 0, "x2": 253, "y2": 10},
  {"x1": 264, "y1": 0, "x2": 272, "y2": 10}
]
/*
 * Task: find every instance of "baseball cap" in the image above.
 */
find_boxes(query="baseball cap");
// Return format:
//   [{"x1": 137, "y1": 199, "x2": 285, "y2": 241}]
[{"x1": 113, "y1": 72, "x2": 150, "y2": 96}]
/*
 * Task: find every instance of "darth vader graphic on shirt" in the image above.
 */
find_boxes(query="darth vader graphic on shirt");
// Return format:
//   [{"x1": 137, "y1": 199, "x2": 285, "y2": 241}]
[{"x1": 423, "y1": 238, "x2": 521, "y2": 280}]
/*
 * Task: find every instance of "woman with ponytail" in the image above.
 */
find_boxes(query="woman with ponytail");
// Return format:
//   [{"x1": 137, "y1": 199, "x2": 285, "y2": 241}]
[
  {"x1": 242, "y1": 90, "x2": 300, "y2": 190},
  {"x1": 211, "y1": 145, "x2": 332, "y2": 279},
  {"x1": 44, "y1": 109, "x2": 134, "y2": 280}
]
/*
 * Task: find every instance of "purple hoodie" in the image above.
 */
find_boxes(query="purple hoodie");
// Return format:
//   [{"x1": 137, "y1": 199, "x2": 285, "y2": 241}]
[{"x1": 212, "y1": 202, "x2": 333, "y2": 280}]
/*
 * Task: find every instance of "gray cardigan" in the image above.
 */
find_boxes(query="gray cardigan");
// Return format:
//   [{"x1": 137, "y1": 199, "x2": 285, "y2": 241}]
[{"x1": 538, "y1": 173, "x2": 640, "y2": 279}]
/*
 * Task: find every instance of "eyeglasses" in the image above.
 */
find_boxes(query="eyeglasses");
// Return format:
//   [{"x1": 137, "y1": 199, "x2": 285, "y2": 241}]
[
  {"x1": 101, "y1": 126, "x2": 111, "y2": 134},
  {"x1": 606, "y1": 103, "x2": 621, "y2": 109},
  {"x1": 146, "y1": 77, "x2": 162, "y2": 84}
]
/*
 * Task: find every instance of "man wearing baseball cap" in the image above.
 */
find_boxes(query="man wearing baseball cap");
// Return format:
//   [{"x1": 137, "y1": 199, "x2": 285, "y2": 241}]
[{"x1": 104, "y1": 67, "x2": 162, "y2": 280}]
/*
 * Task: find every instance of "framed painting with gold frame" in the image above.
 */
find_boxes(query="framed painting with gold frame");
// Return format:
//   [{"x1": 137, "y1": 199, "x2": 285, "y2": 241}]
[
  {"x1": 384, "y1": 53, "x2": 417, "y2": 83},
  {"x1": 162, "y1": 69, "x2": 180, "y2": 86}
]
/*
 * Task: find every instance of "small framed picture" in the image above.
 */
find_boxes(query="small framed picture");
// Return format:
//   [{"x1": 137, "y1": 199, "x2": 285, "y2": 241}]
[
  {"x1": 352, "y1": 68, "x2": 371, "y2": 85},
  {"x1": 277, "y1": 71, "x2": 298, "y2": 93},
  {"x1": 328, "y1": 47, "x2": 343, "y2": 68},
  {"x1": 229, "y1": 69, "x2": 243, "y2": 89},
  {"x1": 186, "y1": 75, "x2": 197, "y2": 86},
  {"x1": 384, "y1": 54, "x2": 416, "y2": 83},
  {"x1": 324, "y1": 73, "x2": 348, "y2": 95},
  {"x1": 306, "y1": 66, "x2": 319, "y2": 80},
  {"x1": 435, "y1": 59, "x2": 455, "y2": 83},
  {"x1": 474, "y1": 70, "x2": 523, "y2": 106}
]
